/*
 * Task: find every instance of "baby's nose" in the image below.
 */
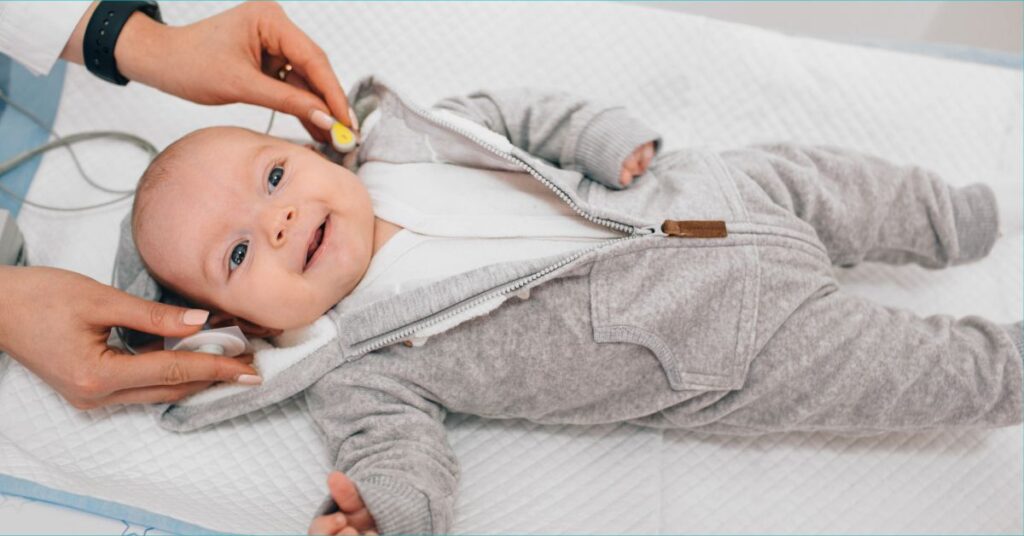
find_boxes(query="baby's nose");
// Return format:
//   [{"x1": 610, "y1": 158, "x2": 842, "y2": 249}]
[{"x1": 267, "y1": 206, "x2": 298, "y2": 247}]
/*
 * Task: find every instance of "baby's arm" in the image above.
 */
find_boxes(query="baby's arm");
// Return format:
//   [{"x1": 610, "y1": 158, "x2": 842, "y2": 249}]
[
  {"x1": 304, "y1": 365, "x2": 459, "y2": 535},
  {"x1": 433, "y1": 88, "x2": 661, "y2": 190}
]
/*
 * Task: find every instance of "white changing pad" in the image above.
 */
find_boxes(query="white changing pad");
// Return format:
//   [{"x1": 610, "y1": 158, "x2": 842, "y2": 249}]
[{"x1": 1, "y1": 2, "x2": 1021, "y2": 533}]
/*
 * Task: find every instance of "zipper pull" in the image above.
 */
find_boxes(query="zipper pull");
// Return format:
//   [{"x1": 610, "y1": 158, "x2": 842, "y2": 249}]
[
  {"x1": 661, "y1": 220, "x2": 727, "y2": 238},
  {"x1": 403, "y1": 336, "x2": 429, "y2": 348}
]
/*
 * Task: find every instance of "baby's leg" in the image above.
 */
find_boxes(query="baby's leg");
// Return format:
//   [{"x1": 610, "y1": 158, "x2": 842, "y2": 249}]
[
  {"x1": 722, "y1": 144, "x2": 1000, "y2": 269},
  {"x1": 659, "y1": 289, "x2": 1022, "y2": 435}
]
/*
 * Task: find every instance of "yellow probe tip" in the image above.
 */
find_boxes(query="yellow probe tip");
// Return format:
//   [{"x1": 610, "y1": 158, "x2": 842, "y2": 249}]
[{"x1": 331, "y1": 122, "x2": 357, "y2": 152}]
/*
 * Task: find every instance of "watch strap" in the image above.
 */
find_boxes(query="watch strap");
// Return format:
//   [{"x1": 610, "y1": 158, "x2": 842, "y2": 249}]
[{"x1": 83, "y1": 1, "x2": 163, "y2": 86}]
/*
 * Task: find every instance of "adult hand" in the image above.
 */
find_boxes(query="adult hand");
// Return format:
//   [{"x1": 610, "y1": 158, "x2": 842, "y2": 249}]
[
  {"x1": 0, "y1": 266, "x2": 261, "y2": 410},
  {"x1": 62, "y1": 2, "x2": 353, "y2": 142}
]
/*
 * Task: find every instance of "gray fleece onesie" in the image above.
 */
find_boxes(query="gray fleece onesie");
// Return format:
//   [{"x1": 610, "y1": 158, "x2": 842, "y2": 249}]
[{"x1": 113, "y1": 77, "x2": 1023, "y2": 535}]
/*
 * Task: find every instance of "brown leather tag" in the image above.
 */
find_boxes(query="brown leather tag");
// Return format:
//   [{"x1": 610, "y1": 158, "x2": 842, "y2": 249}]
[{"x1": 661, "y1": 220, "x2": 728, "y2": 238}]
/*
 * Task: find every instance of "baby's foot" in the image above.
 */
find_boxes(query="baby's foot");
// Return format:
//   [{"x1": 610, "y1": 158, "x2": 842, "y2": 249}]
[{"x1": 950, "y1": 183, "x2": 1001, "y2": 262}]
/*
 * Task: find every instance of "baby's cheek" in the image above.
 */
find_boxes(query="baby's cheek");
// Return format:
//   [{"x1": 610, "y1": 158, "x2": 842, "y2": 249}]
[{"x1": 270, "y1": 276, "x2": 334, "y2": 330}]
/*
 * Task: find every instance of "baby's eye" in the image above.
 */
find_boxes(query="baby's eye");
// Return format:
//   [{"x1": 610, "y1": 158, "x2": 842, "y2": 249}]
[
  {"x1": 229, "y1": 241, "x2": 249, "y2": 272},
  {"x1": 268, "y1": 166, "x2": 284, "y2": 193}
]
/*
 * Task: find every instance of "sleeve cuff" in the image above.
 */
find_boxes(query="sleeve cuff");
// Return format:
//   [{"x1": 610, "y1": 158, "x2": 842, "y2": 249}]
[
  {"x1": 0, "y1": 2, "x2": 89, "y2": 76},
  {"x1": 317, "y1": 475, "x2": 436, "y2": 534},
  {"x1": 574, "y1": 108, "x2": 661, "y2": 190},
  {"x1": 950, "y1": 182, "x2": 999, "y2": 264}
]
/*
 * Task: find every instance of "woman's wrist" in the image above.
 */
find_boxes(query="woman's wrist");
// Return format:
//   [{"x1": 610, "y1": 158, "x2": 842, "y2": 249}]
[
  {"x1": 113, "y1": 10, "x2": 172, "y2": 86},
  {"x1": 59, "y1": 1, "x2": 98, "y2": 65},
  {"x1": 59, "y1": 1, "x2": 169, "y2": 86}
]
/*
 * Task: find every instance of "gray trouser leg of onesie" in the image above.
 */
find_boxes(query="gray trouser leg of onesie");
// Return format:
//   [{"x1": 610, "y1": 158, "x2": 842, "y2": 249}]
[{"x1": 653, "y1": 144, "x2": 1022, "y2": 435}]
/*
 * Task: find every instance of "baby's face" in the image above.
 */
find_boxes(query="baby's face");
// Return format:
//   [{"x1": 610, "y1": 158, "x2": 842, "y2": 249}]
[{"x1": 134, "y1": 127, "x2": 374, "y2": 330}]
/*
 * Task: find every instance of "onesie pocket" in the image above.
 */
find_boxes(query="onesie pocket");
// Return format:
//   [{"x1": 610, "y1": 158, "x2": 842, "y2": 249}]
[{"x1": 589, "y1": 243, "x2": 759, "y2": 391}]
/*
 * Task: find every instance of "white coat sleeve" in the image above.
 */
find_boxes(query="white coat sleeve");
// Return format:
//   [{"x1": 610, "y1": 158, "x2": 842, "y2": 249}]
[{"x1": 0, "y1": 2, "x2": 90, "y2": 76}]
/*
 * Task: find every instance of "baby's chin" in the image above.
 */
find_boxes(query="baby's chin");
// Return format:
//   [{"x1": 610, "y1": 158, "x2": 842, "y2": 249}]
[{"x1": 247, "y1": 298, "x2": 339, "y2": 332}]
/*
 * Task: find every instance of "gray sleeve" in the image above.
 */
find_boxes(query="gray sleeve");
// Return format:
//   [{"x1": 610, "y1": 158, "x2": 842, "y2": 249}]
[
  {"x1": 304, "y1": 366, "x2": 459, "y2": 535},
  {"x1": 433, "y1": 87, "x2": 661, "y2": 190}
]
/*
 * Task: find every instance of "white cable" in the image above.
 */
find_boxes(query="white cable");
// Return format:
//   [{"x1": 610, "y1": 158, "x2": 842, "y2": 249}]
[{"x1": 0, "y1": 87, "x2": 156, "y2": 211}]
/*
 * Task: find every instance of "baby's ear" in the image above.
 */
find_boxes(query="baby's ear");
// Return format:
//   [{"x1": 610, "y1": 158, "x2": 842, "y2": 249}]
[{"x1": 208, "y1": 311, "x2": 282, "y2": 338}]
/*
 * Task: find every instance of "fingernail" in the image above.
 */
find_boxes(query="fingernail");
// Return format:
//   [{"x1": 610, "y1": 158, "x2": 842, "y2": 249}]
[
  {"x1": 334, "y1": 513, "x2": 347, "y2": 524},
  {"x1": 310, "y1": 109, "x2": 336, "y2": 131},
  {"x1": 183, "y1": 309, "x2": 210, "y2": 326},
  {"x1": 236, "y1": 374, "x2": 263, "y2": 385},
  {"x1": 348, "y1": 107, "x2": 360, "y2": 131}
]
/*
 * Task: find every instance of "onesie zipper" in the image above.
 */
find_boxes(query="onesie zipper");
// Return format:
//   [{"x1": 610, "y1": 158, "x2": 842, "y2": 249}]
[
  {"x1": 351, "y1": 233, "x2": 636, "y2": 354},
  {"x1": 351, "y1": 102, "x2": 655, "y2": 354},
  {"x1": 351, "y1": 99, "x2": 732, "y2": 354}
]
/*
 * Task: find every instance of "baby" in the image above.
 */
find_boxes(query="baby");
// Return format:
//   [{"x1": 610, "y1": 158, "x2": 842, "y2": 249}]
[{"x1": 122, "y1": 78, "x2": 1023, "y2": 535}]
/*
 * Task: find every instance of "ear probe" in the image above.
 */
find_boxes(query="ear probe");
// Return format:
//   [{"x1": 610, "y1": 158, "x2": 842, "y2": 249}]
[
  {"x1": 164, "y1": 326, "x2": 250, "y2": 357},
  {"x1": 310, "y1": 109, "x2": 359, "y2": 153},
  {"x1": 330, "y1": 121, "x2": 357, "y2": 152},
  {"x1": 274, "y1": 63, "x2": 359, "y2": 153}
]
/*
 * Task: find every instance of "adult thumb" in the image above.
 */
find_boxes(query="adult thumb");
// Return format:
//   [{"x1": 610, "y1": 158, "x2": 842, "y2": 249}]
[{"x1": 99, "y1": 286, "x2": 209, "y2": 338}]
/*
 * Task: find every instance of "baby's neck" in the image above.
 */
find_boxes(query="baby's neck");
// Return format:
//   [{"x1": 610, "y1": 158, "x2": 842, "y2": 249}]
[{"x1": 372, "y1": 216, "x2": 403, "y2": 255}]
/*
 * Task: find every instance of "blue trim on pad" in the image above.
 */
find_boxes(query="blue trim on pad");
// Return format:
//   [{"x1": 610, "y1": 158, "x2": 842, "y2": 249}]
[
  {"x1": 0, "y1": 55, "x2": 67, "y2": 217},
  {"x1": 0, "y1": 474, "x2": 226, "y2": 535}
]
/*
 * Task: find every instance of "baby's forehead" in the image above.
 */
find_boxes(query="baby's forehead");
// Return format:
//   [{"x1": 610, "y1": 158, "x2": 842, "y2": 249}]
[
  {"x1": 161, "y1": 128, "x2": 271, "y2": 188},
  {"x1": 135, "y1": 129, "x2": 259, "y2": 236}
]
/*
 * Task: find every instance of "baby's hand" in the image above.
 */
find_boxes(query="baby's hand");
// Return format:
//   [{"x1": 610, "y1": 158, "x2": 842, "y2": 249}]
[
  {"x1": 308, "y1": 471, "x2": 379, "y2": 535},
  {"x1": 619, "y1": 141, "x2": 656, "y2": 187}
]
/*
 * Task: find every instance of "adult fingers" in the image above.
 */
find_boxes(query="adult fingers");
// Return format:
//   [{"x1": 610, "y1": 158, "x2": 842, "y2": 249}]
[
  {"x1": 338, "y1": 527, "x2": 358, "y2": 536},
  {"x1": 282, "y1": 69, "x2": 331, "y2": 142},
  {"x1": 328, "y1": 471, "x2": 366, "y2": 513},
  {"x1": 257, "y1": 5, "x2": 353, "y2": 128},
  {"x1": 243, "y1": 74, "x2": 330, "y2": 143},
  {"x1": 100, "y1": 381, "x2": 215, "y2": 406},
  {"x1": 105, "y1": 349, "x2": 260, "y2": 390},
  {"x1": 94, "y1": 287, "x2": 209, "y2": 338}
]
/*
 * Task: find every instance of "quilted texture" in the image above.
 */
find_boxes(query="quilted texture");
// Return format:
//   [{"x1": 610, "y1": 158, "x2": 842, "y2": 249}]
[{"x1": 1, "y1": 2, "x2": 1021, "y2": 533}]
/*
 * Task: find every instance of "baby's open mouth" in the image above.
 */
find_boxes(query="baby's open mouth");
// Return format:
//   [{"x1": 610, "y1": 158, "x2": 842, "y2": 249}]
[{"x1": 304, "y1": 217, "x2": 328, "y2": 271}]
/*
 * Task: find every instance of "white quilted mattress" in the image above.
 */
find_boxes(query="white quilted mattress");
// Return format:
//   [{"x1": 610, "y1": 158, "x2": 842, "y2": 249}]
[{"x1": 1, "y1": 3, "x2": 1021, "y2": 533}]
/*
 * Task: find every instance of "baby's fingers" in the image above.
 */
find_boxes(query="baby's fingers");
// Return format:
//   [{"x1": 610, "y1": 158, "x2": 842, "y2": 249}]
[
  {"x1": 619, "y1": 167, "x2": 634, "y2": 187},
  {"x1": 620, "y1": 158, "x2": 641, "y2": 186},
  {"x1": 308, "y1": 513, "x2": 348, "y2": 535},
  {"x1": 345, "y1": 507, "x2": 376, "y2": 531},
  {"x1": 640, "y1": 144, "x2": 655, "y2": 171},
  {"x1": 328, "y1": 471, "x2": 366, "y2": 513}
]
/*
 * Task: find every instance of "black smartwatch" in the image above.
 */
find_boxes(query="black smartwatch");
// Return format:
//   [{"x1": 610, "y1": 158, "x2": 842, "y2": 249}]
[{"x1": 83, "y1": 0, "x2": 163, "y2": 86}]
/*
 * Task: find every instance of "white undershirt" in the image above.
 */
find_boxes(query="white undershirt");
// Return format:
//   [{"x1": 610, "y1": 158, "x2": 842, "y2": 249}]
[{"x1": 340, "y1": 161, "x2": 619, "y2": 310}]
